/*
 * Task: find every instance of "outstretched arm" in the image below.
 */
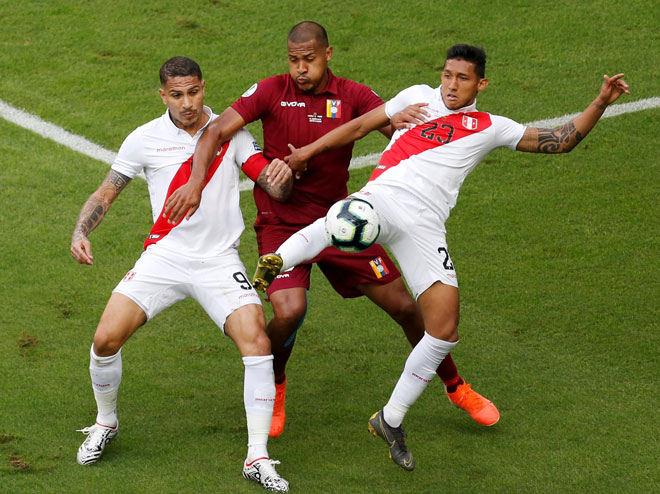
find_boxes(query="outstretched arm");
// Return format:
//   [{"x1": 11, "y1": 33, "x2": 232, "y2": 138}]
[
  {"x1": 162, "y1": 107, "x2": 246, "y2": 223},
  {"x1": 286, "y1": 103, "x2": 390, "y2": 171},
  {"x1": 71, "y1": 169, "x2": 131, "y2": 265},
  {"x1": 517, "y1": 73, "x2": 630, "y2": 153}
]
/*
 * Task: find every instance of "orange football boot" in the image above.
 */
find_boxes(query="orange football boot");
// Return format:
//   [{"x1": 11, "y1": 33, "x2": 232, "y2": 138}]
[
  {"x1": 269, "y1": 376, "x2": 287, "y2": 437},
  {"x1": 446, "y1": 382, "x2": 500, "y2": 426}
]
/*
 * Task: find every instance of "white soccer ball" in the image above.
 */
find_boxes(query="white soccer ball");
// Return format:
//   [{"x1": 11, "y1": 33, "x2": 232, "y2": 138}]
[{"x1": 325, "y1": 198, "x2": 380, "y2": 253}]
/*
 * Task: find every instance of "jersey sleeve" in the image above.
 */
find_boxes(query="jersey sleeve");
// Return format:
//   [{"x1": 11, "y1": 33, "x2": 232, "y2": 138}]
[
  {"x1": 384, "y1": 85, "x2": 427, "y2": 119},
  {"x1": 491, "y1": 115, "x2": 527, "y2": 149},
  {"x1": 111, "y1": 130, "x2": 145, "y2": 178},
  {"x1": 352, "y1": 82, "x2": 385, "y2": 116},
  {"x1": 231, "y1": 128, "x2": 269, "y2": 182},
  {"x1": 231, "y1": 76, "x2": 280, "y2": 124}
]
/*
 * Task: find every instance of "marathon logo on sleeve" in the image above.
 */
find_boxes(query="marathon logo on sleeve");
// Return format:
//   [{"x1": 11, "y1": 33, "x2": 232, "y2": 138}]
[
  {"x1": 326, "y1": 99, "x2": 341, "y2": 119},
  {"x1": 369, "y1": 256, "x2": 390, "y2": 279}
]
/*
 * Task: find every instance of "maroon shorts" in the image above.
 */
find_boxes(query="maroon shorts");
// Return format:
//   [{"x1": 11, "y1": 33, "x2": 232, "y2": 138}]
[{"x1": 255, "y1": 223, "x2": 401, "y2": 298}]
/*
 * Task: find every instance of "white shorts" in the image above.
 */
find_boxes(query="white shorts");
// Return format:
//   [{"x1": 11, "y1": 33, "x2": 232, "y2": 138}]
[
  {"x1": 353, "y1": 186, "x2": 458, "y2": 299},
  {"x1": 113, "y1": 245, "x2": 262, "y2": 331}
]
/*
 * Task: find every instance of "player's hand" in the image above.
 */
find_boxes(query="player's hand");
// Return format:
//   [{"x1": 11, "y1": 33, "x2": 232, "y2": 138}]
[
  {"x1": 285, "y1": 144, "x2": 309, "y2": 179},
  {"x1": 71, "y1": 233, "x2": 94, "y2": 265},
  {"x1": 265, "y1": 158, "x2": 293, "y2": 187},
  {"x1": 162, "y1": 181, "x2": 203, "y2": 224},
  {"x1": 390, "y1": 103, "x2": 430, "y2": 130},
  {"x1": 596, "y1": 73, "x2": 630, "y2": 106}
]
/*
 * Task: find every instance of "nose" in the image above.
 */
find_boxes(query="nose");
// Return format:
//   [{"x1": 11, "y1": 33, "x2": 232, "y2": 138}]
[
  {"x1": 296, "y1": 60, "x2": 307, "y2": 74},
  {"x1": 447, "y1": 76, "x2": 458, "y2": 89}
]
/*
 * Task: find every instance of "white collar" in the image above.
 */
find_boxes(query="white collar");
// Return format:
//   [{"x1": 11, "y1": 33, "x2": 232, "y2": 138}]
[{"x1": 164, "y1": 105, "x2": 213, "y2": 136}]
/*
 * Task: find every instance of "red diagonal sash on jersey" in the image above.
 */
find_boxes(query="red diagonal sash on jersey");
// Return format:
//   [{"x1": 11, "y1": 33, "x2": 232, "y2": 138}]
[
  {"x1": 143, "y1": 143, "x2": 229, "y2": 250},
  {"x1": 370, "y1": 112, "x2": 492, "y2": 181}
]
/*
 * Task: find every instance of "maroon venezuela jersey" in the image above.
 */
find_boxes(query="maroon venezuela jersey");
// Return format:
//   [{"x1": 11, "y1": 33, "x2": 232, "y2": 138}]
[{"x1": 232, "y1": 70, "x2": 384, "y2": 227}]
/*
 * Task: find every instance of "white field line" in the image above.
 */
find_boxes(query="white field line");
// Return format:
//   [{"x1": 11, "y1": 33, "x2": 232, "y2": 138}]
[{"x1": 1, "y1": 97, "x2": 659, "y2": 191}]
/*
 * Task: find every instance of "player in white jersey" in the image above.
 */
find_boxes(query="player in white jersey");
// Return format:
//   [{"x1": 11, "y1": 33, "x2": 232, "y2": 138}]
[
  {"x1": 70, "y1": 57, "x2": 292, "y2": 492},
  {"x1": 253, "y1": 44, "x2": 630, "y2": 470}
]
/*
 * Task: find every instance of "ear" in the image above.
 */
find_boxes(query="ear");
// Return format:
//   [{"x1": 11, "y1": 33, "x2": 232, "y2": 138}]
[
  {"x1": 325, "y1": 45, "x2": 333, "y2": 63},
  {"x1": 158, "y1": 87, "x2": 167, "y2": 105},
  {"x1": 477, "y1": 78, "x2": 489, "y2": 92}
]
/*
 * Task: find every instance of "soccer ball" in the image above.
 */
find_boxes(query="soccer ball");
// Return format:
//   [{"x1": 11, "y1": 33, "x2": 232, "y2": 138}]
[{"x1": 325, "y1": 198, "x2": 380, "y2": 252}]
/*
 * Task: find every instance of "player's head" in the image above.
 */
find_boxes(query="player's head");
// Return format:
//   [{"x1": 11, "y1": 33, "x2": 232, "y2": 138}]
[
  {"x1": 158, "y1": 56, "x2": 206, "y2": 131},
  {"x1": 441, "y1": 44, "x2": 489, "y2": 110},
  {"x1": 287, "y1": 21, "x2": 333, "y2": 93}
]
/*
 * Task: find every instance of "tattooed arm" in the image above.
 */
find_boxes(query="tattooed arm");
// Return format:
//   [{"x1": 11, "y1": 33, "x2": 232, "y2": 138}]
[
  {"x1": 255, "y1": 158, "x2": 293, "y2": 203},
  {"x1": 516, "y1": 73, "x2": 629, "y2": 154},
  {"x1": 71, "y1": 169, "x2": 131, "y2": 265}
]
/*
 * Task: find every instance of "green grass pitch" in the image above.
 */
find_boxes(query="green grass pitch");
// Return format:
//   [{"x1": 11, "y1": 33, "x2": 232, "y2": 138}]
[{"x1": 1, "y1": 1, "x2": 658, "y2": 492}]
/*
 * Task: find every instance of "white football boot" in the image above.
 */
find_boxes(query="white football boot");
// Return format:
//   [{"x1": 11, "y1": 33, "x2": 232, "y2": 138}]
[
  {"x1": 76, "y1": 422, "x2": 119, "y2": 465},
  {"x1": 242, "y1": 457, "x2": 289, "y2": 492}
]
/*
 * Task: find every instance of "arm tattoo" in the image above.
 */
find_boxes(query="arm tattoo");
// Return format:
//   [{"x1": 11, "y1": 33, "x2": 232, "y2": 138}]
[
  {"x1": 536, "y1": 122, "x2": 584, "y2": 153},
  {"x1": 255, "y1": 170, "x2": 292, "y2": 202},
  {"x1": 107, "y1": 169, "x2": 131, "y2": 194},
  {"x1": 75, "y1": 200, "x2": 106, "y2": 237},
  {"x1": 73, "y1": 169, "x2": 131, "y2": 237}
]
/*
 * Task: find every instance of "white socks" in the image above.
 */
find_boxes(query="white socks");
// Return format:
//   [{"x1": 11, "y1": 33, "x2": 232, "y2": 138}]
[
  {"x1": 278, "y1": 217, "x2": 329, "y2": 270},
  {"x1": 88, "y1": 347, "x2": 276, "y2": 461},
  {"x1": 243, "y1": 355, "x2": 275, "y2": 462},
  {"x1": 89, "y1": 345, "x2": 122, "y2": 428},
  {"x1": 383, "y1": 333, "x2": 458, "y2": 428}
]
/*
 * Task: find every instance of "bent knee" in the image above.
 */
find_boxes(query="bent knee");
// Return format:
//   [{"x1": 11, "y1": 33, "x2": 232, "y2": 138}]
[
  {"x1": 92, "y1": 330, "x2": 123, "y2": 357},
  {"x1": 234, "y1": 327, "x2": 272, "y2": 356},
  {"x1": 271, "y1": 302, "x2": 307, "y2": 328}
]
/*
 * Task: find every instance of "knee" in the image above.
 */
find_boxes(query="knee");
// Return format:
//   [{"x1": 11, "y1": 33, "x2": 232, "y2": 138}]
[
  {"x1": 388, "y1": 296, "x2": 422, "y2": 328},
  {"x1": 428, "y1": 314, "x2": 460, "y2": 342},
  {"x1": 92, "y1": 330, "x2": 122, "y2": 357},
  {"x1": 271, "y1": 299, "x2": 307, "y2": 330},
  {"x1": 237, "y1": 327, "x2": 272, "y2": 356}
]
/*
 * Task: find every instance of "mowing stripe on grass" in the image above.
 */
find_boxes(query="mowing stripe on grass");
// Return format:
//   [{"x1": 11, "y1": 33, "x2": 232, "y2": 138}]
[{"x1": 1, "y1": 96, "x2": 658, "y2": 191}]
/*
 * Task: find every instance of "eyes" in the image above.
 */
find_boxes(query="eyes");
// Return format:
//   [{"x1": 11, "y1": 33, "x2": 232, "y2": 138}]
[
  {"x1": 169, "y1": 88, "x2": 200, "y2": 98},
  {"x1": 289, "y1": 55, "x2": 316, "y2": 63},
  {"x1": 442, "y1": 72, "x2": 469, "y2": 81}
]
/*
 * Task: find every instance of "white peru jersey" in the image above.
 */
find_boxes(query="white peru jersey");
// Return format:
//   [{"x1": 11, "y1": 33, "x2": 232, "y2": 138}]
[
  {"x1": 369, "y1": 85, "x2": 526, "y2": 225},
  {"x1": 111, "y1": 106, "x2": 266, "y2": 258}
]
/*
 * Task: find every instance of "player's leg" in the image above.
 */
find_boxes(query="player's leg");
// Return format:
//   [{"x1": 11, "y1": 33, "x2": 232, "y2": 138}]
[
  {"x1": 356, "y1": 277, "x2": 463, "y2": 383},
  {"x1": 77, "y1": 292, "x2": 146, "y2": 465},
  {"x1": 195, "y1": 256, "x2": 288, "y2": 491},
  {"x1": 253, "y1": 224, "x2": 317, "y2": 437},
  {"x1": 355, "y1": 277, "x2": 497, "y2": 423},
  {"x1": 365, "y1": 282, "x2": 458, "y2": 471},
  {"x1": 224, "y1": 304, "x2": 289, "y2": 493},
  {"x1": 78, "y1": 248, "x2": 189, "y2": 466},
  {"x1": 264, "y1": 287, "x2": 308, "y2": 437},
  {"x1": 253, "y1": 218, "x2": 328, "y2": 290}
]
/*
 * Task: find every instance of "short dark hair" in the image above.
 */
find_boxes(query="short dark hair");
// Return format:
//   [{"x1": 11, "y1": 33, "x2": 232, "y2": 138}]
[
  {"x1": 446, "y1": 44, "x2": 487, "y2": 78},
  {"x1": 159, "y1": 56, "x2": 202, "y2": 86},
  {"x1": 288, "y1": 21, "x2": 329, "y2": 47}
]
